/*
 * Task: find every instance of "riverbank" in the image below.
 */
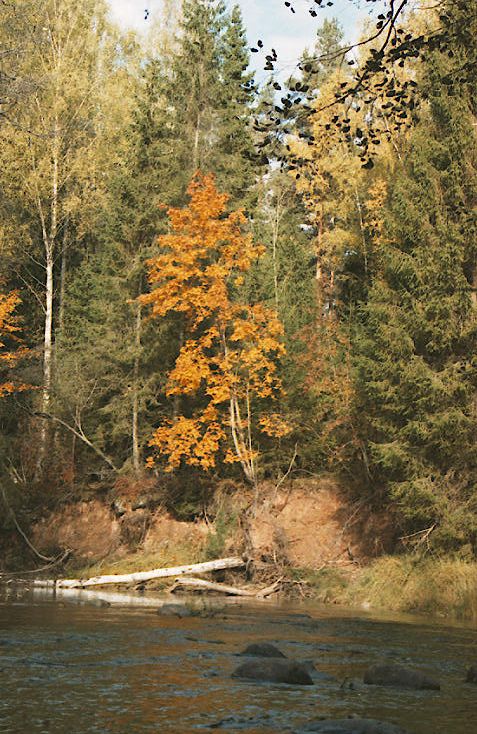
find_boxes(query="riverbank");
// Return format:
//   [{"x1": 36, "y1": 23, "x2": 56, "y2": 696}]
[
  {"x1": 2, "y1": 477, "x2": 477, "y2": 622},
  {"x1": 63, "y1": 553, "x2": 477, "y2": 622},
  {"x1": 293, "y1": 556, "x2": 477, "y2": 622}
]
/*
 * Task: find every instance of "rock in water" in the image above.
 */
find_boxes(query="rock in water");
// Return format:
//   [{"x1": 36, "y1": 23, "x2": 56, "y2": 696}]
[
  {"x1": 240, "y1": 642, "x2": 286, "y2": 658},
  {"x1": 363, "y1": 663, "x2": 440, "y2": 690},
  {"x1": 157, "y1": 603, "x2": 193, "y2": 618},
  {"x1": 232, "y1": 659, "x2": 313, "y2": 685},
  {"x1": 297, "y1": 719, "x2": 413, "y2": 733},
  {"x1": 466, "y1": 665, "x2": 477, "y2": 683}
]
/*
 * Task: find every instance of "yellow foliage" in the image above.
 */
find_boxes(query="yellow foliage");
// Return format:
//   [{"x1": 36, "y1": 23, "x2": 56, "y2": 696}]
[
  {"x1": 142, "y1": 174, "x2": 288, "y2": 476},
  {"x1": 0, "y1": 291, "x2": 28, "y2": 398},
  {"x1": 259, "y1": 413, "x2": 292, "y2": 438}
]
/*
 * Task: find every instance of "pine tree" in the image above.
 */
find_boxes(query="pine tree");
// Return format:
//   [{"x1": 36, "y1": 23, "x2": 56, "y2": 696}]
[{"x1": 164, "y1": 1, "x2": 258, "y2": 206}]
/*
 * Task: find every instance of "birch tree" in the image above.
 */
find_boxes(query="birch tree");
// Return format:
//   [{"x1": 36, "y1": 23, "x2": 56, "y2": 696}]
[{"x1": 0, "y1": 0, "x2": 114, "y2": 471}]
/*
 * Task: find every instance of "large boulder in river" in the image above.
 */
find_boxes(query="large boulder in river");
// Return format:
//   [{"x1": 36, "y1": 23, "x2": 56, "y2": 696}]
[
  {"x1": 240, "y1": 642, "x2": 286, "y2": 658},
  {"x1": 297, "y1": 719, "x2": 413, "y2": 734},
  {"x1": 232, "y1": 658, "x2": 313, "y2": 685},
  {"x1": 466, "y1": 665, "x2": 477, "y2": 683},
  {"x1": 363, "y1": 663, "x2": 440, "y2": 690}
]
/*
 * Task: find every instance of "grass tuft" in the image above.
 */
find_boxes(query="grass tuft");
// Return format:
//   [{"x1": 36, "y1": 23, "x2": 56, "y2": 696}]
[{"x1": 333, "y1": 556, "x2": 477, "y2": 620}]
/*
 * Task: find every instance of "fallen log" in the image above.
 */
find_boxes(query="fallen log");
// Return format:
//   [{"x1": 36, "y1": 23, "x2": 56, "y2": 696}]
[
  {"x1": 169, "y1": 575, "x2": 283, "y2": 598},
  {"x1": 169, "y1": 576, "x2": 256, "y2": 597},
  {"x1": 31, "y1": 556, "x2": 245, "y2": 589}
]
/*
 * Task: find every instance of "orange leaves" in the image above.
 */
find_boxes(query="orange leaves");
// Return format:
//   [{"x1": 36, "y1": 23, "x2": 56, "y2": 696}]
[
  {"x1": 142, "y1": 174, "x2": 288, "y2": 477},
  {"x1": 140, "y1": 173, "x2": 262, "y2": 331},
  {"x1": 148, "y1": 414, "x2": 226, "y2": 472},
  {"x1": 259, "y1": 413, "x2": 292, "y2": 438},
  {"x1": 0, "y1": 290, "x2": 28, "y2": 398},
  {"x1": 0, "y1": 382, "x2": 16, "y2": 399},
  {"x1": 0, "y1": 291, "x2": 21, "y2": 347},
  {"x1": 167, "y1": 340, "x2": 212, "y2": 396}
]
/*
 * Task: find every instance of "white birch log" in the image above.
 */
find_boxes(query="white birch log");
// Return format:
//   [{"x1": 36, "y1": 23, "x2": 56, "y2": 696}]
[
  {"x1": 31, "y1": 556, "x2": 245, "y2": 589},
  {"x1": 169, "y1": 575, "x2": 283, "y2": 598},
  {"x1": 169, "y1": 576, "x2": 257, "y2": 597}
]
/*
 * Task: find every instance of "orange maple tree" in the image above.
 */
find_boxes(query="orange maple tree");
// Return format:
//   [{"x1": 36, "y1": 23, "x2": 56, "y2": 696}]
[
  {"x1": 0, "y1": 290, "x2": 27, "y2": 398},
  {"x1": 141, "y1": 173, "x2": 289, "y2": 483}
]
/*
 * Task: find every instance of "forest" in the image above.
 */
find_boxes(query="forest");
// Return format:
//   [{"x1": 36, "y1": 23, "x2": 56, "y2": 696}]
[{"x1": 1, "y1": 0, "x2": 477, "y2": 585}]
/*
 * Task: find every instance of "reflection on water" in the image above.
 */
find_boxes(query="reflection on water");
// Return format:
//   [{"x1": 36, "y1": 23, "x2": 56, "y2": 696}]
[{"x1": 0, "y1": 586, "x2": 476, "y2": 733}]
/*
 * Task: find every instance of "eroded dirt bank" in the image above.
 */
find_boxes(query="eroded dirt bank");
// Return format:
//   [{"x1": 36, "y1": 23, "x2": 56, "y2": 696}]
[
  {"x1": 29, "y1": 478, "x2": 395, "y2": 576},
  {"x1": 3, "y1": 477, "x2": 477, "y2": 619}
]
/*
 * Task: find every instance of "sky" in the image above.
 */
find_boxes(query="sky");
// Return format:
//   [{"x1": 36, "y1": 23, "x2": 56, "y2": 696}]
[{"x1": 107, "y1": 1, "x2": 381, "y2": 75}]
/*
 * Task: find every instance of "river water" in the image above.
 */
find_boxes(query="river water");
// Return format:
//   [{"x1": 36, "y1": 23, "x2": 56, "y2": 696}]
[{"x1": 0, "y1": 587, "x2": 475, "y2": 734}]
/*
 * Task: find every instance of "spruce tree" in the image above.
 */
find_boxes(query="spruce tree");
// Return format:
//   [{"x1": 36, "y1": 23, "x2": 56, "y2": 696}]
[
  {"x1": 354, "y1": 3, "x2": 477, "y2": 549},
  {"x1": 215, "y1": 4, "x2": 257, "y2": 208},
  {"x1": 172, "y1": 0, "x2": 225, "y2": 177},
  {"x1": 300, "y1": 18, "x2": 345, "y2": 94}
]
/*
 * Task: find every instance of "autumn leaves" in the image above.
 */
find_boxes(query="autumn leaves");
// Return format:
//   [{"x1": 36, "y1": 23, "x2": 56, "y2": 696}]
[
  {"x1": 0, "y1": 173, "x2": 288, "y2": 482},
  {"x1": 141, "y1": 174, "x2": 289, "y2": 482},
  {"x1": 0, "y1": 291, "x2": 27, "y2": 398}
]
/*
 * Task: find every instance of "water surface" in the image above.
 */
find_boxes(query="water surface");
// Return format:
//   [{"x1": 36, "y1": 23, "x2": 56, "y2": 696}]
[{"x1": 0, "y1": 587, "x2": 475, "y2": 733}]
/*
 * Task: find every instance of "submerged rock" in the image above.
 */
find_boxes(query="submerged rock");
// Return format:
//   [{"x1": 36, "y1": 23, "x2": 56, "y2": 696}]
[
  {"x1": 466, "y1": 665, "x2": 477, "y2": 683},
  {"x1": 297, "y1": 718, "x2": 413, "y2": 733},
  {"x1": 157, "y1": 603, "x2": 193, "y2": 618},
  {"x1": 363, "y1": 663, "x2": 440, "y2": 690},
  {"x1": 232, "y1": 658, "x2": 314, "y2": 685},
  {"x1": 240, "y1": 642, "x2": 286, "y2": 658}
]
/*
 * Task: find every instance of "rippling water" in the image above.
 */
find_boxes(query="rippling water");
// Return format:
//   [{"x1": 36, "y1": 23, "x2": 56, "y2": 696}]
[{"x1": 0, "y1": 587, "x2": 476, "y2": 733}]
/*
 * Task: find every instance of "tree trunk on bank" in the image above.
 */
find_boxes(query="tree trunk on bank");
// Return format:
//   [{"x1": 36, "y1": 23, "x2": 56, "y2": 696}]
[{"x1": 32, "y1": 556, "x2": 245, "y2": 588}]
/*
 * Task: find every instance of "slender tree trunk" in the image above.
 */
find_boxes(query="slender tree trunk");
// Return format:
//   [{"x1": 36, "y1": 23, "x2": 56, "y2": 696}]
[
  {"x1": 355, "y1": 186, "x2": 368, "y2": 277},
  {"x1": 41, "y1": 246, "x2": 54, "y2": 417},
  {"x1": 172, "y1": 324, "x2": 184, "y2": 422},
  {"x1": 315, "y1": 205, "x2": 328, "y2": 318},
  {"x1": 229, "y1": 394, "x2": 255, "y2": 484},
  {"x1": 192, "y1": 60, "x2": 204, "y2": 171},
  {"x1": 53, "y1": 220, "x2": 68, "y2": 453},
  {"x1": 271, "y1": 198, "x2": 281, "y2": 311},
  {"x1": 37, "y1": 120, "x2": 59, "y2": 471},
  {"x1": 58, "y1": 218, "x2": 69, "y2": 335},
  {"x1": 222, "y1": 330, "x2": 255, "y2": 484},
  {"x1": 193, "y1": 116, "x2": 200, "y2": 170},
  {"x1": 132, "y1": 299, "x2": 142, "y2": 474}
]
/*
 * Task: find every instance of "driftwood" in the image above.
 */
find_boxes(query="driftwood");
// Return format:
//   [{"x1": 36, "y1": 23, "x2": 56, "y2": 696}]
[
  {"x1": 169, "y1": 575, "x2": 283, "y2": 598},
  {"x1": 32, "y1": 556, "x2": 245, "y2": 589}
]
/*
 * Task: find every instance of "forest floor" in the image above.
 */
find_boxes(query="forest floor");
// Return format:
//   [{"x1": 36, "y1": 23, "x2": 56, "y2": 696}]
[{"x1": 3, "y1": 476, "x2": 477, "y2": 621}]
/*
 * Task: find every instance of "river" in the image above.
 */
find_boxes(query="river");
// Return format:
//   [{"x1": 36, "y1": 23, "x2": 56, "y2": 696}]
[{"x1": 0, "y1": 586, "x2": 475, "y2": 733}]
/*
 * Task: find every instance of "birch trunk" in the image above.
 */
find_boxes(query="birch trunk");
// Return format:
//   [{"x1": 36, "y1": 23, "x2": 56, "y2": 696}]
[
  {"x1": 37, "y1": 120, "x2": 59, "y2": 470},
  {"x1": 32, "y1": 556, "x2": 245, "y2": 589},
  {"x1": 169, "y1": 577, "x2": 257, "y2": 597}
]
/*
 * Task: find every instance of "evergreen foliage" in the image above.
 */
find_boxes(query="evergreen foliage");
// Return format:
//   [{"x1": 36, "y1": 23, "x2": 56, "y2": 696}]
[{"x1": 354, "y1": 10, "x2": 477, "y2": 548}]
